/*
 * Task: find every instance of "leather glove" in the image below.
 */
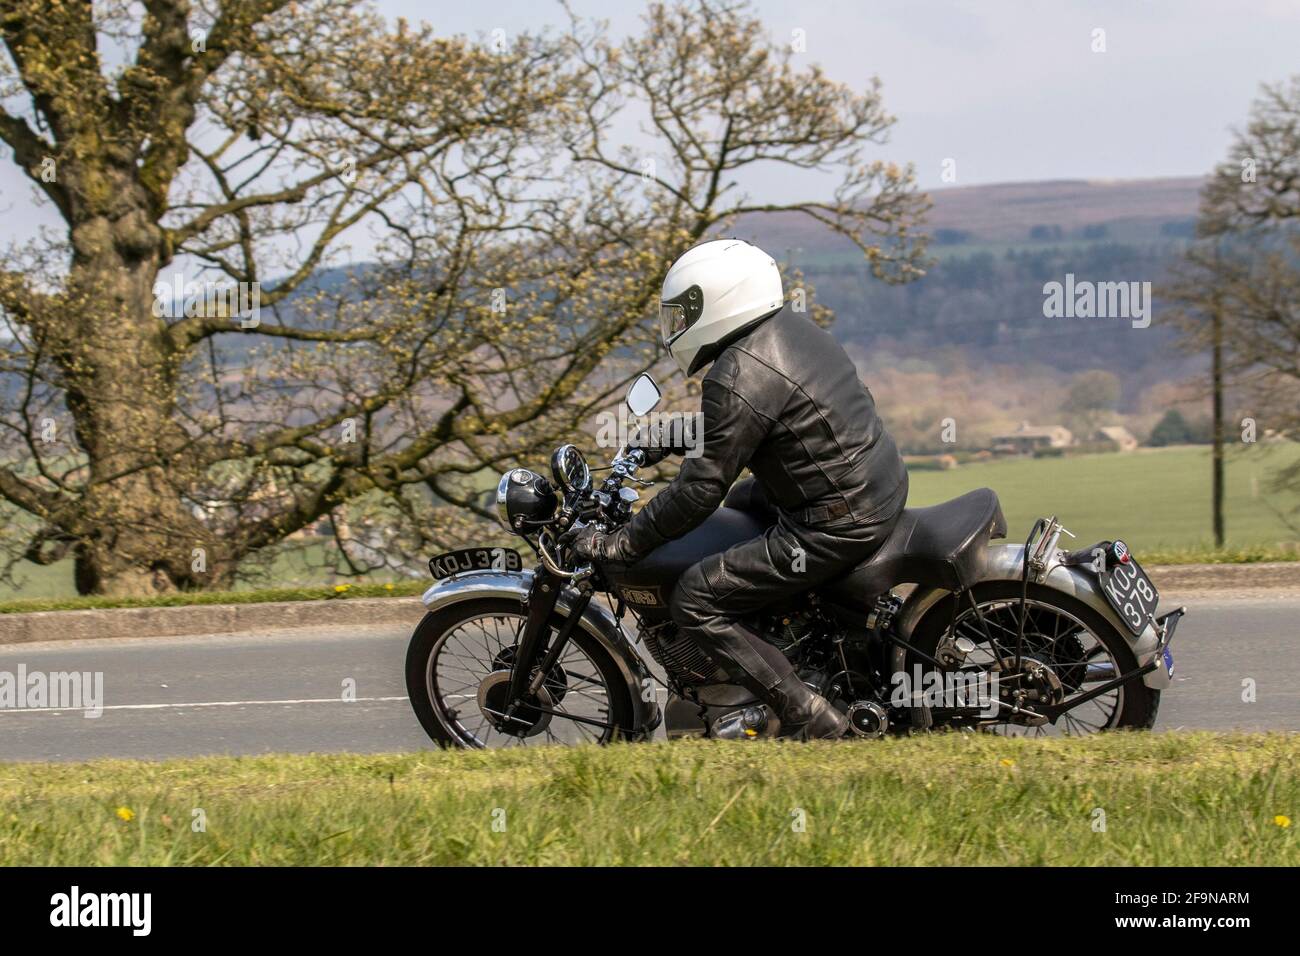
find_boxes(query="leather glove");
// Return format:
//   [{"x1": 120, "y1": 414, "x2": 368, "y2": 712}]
[
  {"x1": 627, "y1": 423, "x2": 692, "y2": 466},
  {"x1": 559, "y1": 522, "x2": 641, "y2": 564}
]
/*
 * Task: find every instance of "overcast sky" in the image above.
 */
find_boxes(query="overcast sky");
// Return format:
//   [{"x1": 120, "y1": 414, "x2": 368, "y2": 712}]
[
  {"x1": 1, "y1": 0, "x2": 1295, "y2": 251},
  {"x1": 384, "y1": 0, "x2": 1297, "y2": 191}
]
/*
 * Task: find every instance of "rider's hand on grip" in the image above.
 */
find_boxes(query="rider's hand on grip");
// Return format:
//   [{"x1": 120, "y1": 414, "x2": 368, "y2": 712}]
[
  {"x1": 628, "y1": 423, "x2": 689, "y2": 466},
  {"x1": 559, "y1": 521, "x2": 603, "y2": 563}
]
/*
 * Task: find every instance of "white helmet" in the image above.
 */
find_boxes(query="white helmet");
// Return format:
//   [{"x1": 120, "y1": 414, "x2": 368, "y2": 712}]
[{"x1": 659, "y1": 239, "x2": 783, "y2": 376}]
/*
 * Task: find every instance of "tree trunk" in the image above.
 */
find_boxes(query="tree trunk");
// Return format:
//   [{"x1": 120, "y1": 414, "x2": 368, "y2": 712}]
[
  {"x1": 1211, "y1": 300, "x2": 1225, "y2": 549},
  {"x1": 49, "y1": 174, "x2": 235, "y2": 595}
]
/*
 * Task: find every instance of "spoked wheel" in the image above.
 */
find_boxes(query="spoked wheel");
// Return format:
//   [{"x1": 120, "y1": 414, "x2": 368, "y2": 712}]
[
  {"x1": 907, "y1": 581, "x2": 1160, "y2": 735},
  {"x1": 406, "y1": 598, "x2": 634, "y2": 748}
]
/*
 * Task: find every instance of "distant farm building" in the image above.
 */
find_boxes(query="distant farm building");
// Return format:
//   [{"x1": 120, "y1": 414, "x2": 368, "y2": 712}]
[
  {"x1": 992, "y1": 423, "x2": 1073, "y2": 454},
  {"x1": 1094, "y1": 425, "x2": 1139, "y2": 452}
]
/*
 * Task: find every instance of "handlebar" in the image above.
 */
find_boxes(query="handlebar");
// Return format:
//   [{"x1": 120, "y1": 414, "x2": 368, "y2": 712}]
[
  {"x1": 536, "y1": 447, "x2": 654, "y2": 580},
  {"x1": 536, "y1": 529, "x2": 594, "y2": 581}
]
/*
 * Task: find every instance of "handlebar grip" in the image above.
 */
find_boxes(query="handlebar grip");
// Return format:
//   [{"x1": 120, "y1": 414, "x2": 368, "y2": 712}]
[
  {"x1": 636, "y1": 445, "x2": 668, "y2": 466},
  {"x1": 627, "y1": 425, "x2": 687, "y2": 465}
]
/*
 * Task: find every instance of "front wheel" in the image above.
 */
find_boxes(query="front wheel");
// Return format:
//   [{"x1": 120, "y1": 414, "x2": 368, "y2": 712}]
[
  {"x1": 406, "y1": 597, "x2": 636, "y2": 749},
  {"x1": 904, "y1": 581, "x2": 1160, "y2": 735}
]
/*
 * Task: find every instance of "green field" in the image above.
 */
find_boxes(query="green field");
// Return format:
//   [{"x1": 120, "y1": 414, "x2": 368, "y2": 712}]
[
  {"x1": 907, "y1": 444, "x2": 1300, "y2": 557},
  {"x1": 0, "y1": 733, "x2": 1293, "y2": 866},
  {"x1": 1, "y1": 444, "x2": 1296, "y2": 604}
]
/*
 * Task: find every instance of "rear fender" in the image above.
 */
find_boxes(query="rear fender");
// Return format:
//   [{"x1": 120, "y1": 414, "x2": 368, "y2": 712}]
[
  {"x1": 892, "y1": 543, "x2": 1170, "y2": 689},
  {"x1": 421, "y1": 569, "x2": 661, "y2": 731}
]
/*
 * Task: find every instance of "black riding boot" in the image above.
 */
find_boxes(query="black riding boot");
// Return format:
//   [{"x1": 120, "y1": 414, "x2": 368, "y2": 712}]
[
  {"x1": 720, "y1": 630, "x2": 848, "y2": 740},
  {"x1": 766, "y1": 672, "x2": 850, "y2": 740}
]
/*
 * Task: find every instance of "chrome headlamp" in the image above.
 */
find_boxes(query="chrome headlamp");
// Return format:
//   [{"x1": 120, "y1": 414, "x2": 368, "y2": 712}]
[{"x1": 495, "y1": 468, "x2": 558, "y2": 535}]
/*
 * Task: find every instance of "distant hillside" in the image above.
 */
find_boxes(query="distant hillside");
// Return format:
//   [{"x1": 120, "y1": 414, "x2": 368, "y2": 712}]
[
  {"x1": 740, "y1": 176, "x2": 1203, "y2": 257},
  {"x1": 735, "y1": 176, "x2": 1206, "y2": 381},
  {"x1": 223, "y1": 177, "x2": 1204, "y2": 383},
  {"x1": 188, "y1": 177, "x2": 1209, "y2": 447},
  {"x1": 911, "y1": 176, "x2": 1201, "y2": 244}
]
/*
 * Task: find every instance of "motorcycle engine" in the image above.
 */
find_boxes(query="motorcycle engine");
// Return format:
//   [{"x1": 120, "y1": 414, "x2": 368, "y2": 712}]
[
  {"x1": 641, "y1": 623, "x2": 728, "y2": 684},
  {"x1": 642, "y1": 610, "x2": 818, "y2": 687},
  {"x1": 763, "y1": 611, "x2": 816, "y2": 653}
]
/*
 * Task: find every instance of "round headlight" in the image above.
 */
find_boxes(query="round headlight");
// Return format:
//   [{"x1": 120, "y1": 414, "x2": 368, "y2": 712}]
[{"x1": 495, "y1": 468, "x2": 558, "y2": 535}]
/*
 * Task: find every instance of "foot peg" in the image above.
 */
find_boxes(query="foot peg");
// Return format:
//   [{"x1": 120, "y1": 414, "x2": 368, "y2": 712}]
[{"x1": 711, "y1": 705, "x2": 772, "y2": 739}]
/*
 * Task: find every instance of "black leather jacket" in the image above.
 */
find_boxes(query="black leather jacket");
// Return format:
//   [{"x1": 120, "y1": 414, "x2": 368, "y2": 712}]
[{"x1": 612, "y1": 307, "x2": 907, "y2": 560}]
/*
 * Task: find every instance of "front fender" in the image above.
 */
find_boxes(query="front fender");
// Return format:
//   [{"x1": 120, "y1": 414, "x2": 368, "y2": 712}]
[
  {"x1": 893, "y1": 543, "x2": 1171, "y2": 689},
  {"x1": 421, "y1": 569, "x2": 661, "y2": 732}
]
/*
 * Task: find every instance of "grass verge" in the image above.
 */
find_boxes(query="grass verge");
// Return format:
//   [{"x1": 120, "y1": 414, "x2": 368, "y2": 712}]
[
  {"x1": 0, "y1": 579, "x2": 427, "y2": 615},
  {"x1": 1138, "y1": 545, "x2": 1299, "y2": 565},
  {"x1": 1, "y1": 733, "x2": 1294, "y2": 865}
]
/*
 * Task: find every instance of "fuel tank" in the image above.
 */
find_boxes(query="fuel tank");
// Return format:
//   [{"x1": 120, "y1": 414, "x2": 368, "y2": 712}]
[{"x1": 604, "y1": 507, "x2": 767, "y2": 620}]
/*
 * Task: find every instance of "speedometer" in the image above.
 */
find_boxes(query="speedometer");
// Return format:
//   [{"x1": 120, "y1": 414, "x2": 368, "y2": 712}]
[{"x1": 550, "y1": 444, "x2": 591, "y2": 493}]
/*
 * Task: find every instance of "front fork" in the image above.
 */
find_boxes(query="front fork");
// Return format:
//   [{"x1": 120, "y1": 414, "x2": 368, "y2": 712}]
[{"x1": 503, "y1": 569, "x2": 592, "y2": 715}]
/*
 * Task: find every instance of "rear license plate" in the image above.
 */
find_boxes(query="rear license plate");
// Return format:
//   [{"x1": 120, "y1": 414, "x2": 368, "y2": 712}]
[
  {"x1": 428, "y1": 547, "x2": 522, "y2": 580},
  {"x1": 1098, "y1": 540, "x2": 1159, "y2": 635}
]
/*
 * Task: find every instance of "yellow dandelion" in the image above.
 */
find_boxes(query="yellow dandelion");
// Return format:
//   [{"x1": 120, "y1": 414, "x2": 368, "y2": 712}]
[
  {"x1": 115, "y1": 806, "x2": 134, "y2": 822},
  {"x1": 1275, "y1": 815, "x2": 1291, "y2": 828},
  {"x1": 384, "y1": 583, "x2": 394, "y2": 591},
  {"x1": 999, "y1": 758, "x2": 1015, "y2": 768},
  {"x1": 333, "y1": 584, "x2": 350, "y2": 593}
]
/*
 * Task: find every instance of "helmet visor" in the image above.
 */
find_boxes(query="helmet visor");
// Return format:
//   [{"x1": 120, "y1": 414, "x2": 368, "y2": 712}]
[
  {"x1": 660, "y1": 302, "x2": 687, "y2": 344},
  {"x1": 659, "y1": 284, "x2": 703, "y2": 346}
]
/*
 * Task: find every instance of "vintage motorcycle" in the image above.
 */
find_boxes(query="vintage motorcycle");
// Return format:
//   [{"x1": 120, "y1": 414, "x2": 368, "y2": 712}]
[{"x1": 406, "y1": 373, "x2": 1182, "y2": 748}]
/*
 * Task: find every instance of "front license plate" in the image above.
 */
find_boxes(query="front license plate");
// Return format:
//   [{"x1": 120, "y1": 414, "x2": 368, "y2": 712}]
[
  {"x1": 428, "y1": 547, "x2": 522, "y2": 580},
  {"x1": 1098, "y1": 540, "x2": 1159, "y2": 636}
]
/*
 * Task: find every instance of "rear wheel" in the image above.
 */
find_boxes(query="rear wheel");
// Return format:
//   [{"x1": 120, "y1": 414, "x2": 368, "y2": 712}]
[
  {"x1": 406, "y1": 598, "x2": 636, "y2": 748},
  {"x1": 905, "y1": 581, "x2": 1160, "y2": 735}
]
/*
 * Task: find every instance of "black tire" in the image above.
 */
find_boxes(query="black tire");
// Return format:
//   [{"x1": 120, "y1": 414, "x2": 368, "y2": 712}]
[
  {"x1": 405, "y1": 597, "x2": 636, "y2": 748},
  {"x1": 905, "y1": 580, "x2": 1160, "y2": 733}
]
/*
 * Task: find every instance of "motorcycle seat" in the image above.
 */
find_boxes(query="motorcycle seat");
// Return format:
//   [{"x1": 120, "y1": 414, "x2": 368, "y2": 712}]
[
  {"x1": 723, "y1": 478, "x2": 1007, "y2": 599},
  {"x1": 827, "y1": 488, "x2": 1008, "y2": 599}
]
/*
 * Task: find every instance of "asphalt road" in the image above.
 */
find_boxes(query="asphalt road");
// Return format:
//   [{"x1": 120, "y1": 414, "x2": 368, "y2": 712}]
[{"x1": 0, "y1": 591, "x2": 1296, "y2": 762}]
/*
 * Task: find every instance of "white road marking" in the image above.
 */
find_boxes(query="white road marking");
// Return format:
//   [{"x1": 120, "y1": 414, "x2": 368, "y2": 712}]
[{"x1": 0, "y1": 696, "x2": 410, "y2": 716}]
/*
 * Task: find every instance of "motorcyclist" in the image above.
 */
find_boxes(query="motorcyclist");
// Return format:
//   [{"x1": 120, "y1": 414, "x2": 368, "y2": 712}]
[{"x1": 565, "y1": 239, "x2": 909, "y2": 739}]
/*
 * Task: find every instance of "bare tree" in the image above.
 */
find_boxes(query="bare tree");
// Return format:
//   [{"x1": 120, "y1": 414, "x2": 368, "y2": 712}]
[
  {"x1": 0, "y1": 0, "x2": 926, "y2": 595},
  {"x1": 1166, "y1": 76, "x2": 1300, "y2": 543}
]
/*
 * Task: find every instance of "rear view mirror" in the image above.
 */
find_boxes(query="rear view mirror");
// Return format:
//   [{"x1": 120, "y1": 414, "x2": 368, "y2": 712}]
[{"x1": 625, "y1": 374, "x2": 661, "y2": 417}]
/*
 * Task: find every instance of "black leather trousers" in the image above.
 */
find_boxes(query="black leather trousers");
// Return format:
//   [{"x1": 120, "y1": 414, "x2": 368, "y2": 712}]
[{"x1": 669, "y1": 477, "x2": 908, "y2": 690}]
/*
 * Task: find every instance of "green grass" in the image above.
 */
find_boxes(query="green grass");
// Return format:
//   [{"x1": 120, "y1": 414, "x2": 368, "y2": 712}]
[
  {"x1": 908, "y1": 444, "x2": 1300, "y2": 556},
  {"x1": 0, "y1": 579, "x2": 427, "y2": 615},
  {"x1": 0, "y1": 538, "x2": 400, "y2": 602},
  {"x1": 0, "y1": 733, "x2": 1294, "y2": 865},
  {"x1": 1137, "y1": 544, "x2": 1300, "y2": 565}
]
